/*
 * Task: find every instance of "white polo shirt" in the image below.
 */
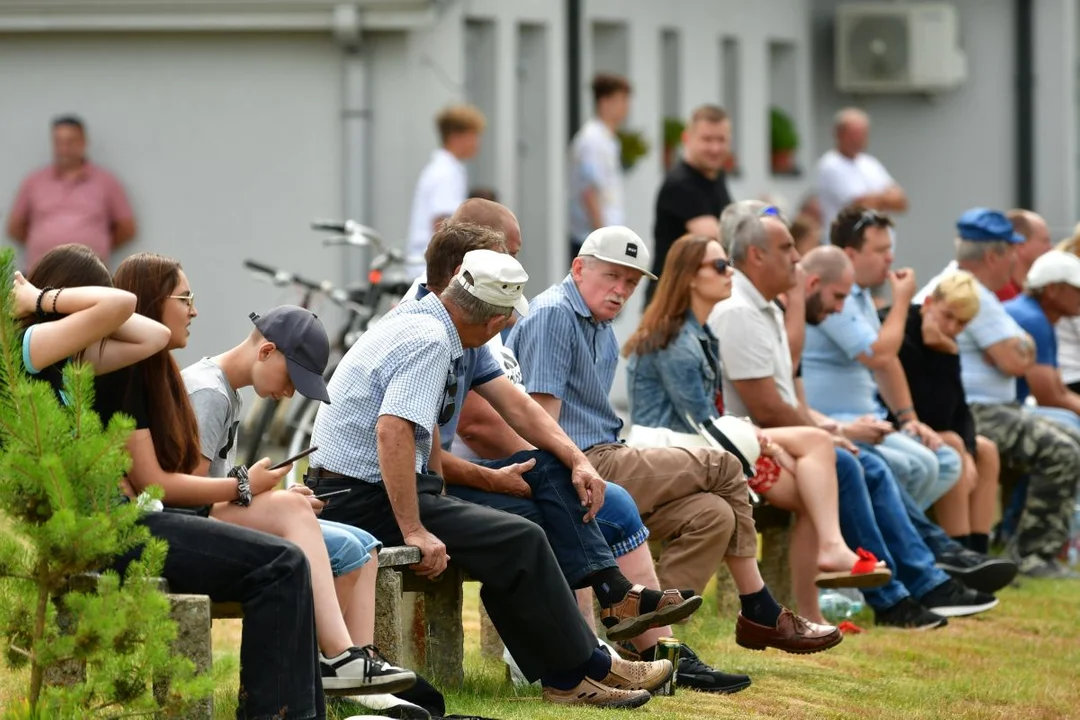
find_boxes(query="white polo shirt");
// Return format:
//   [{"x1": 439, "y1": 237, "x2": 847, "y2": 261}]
[
  {"x1": 708, "y1": 270, "x2": 797, "y2": 420},
  {"x1": 816, "y1": 149, "x2": 896, "y2": 230},
  {"x1": 568, "y1": 118, "x2": 624, "y2": 243},
  {"x1": 405, "y1": 148, "x2": 467, "y2": 278}
]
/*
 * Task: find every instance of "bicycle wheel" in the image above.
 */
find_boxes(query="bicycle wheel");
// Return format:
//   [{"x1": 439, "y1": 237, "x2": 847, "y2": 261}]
[{"x1": 285, "y1": 398, "x2": 320, "y2": 488}]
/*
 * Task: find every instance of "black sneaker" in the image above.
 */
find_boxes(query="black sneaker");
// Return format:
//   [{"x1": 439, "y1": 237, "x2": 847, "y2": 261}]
[
  {"x1": 918, "y1": 579, "x2": 998, "y2": 618},
  {"x1": 320, "y1": 645, "x2": 417, "y2": 694},
  {"x1": 935, "y1": 549, "x2": 1018, "y2": 594},
  {"x1": 873, "y1": 597, "x2": 948, "y2": 630},
  {"x1": 675, "y1": 643, "x2": 752, "y2": 694}
]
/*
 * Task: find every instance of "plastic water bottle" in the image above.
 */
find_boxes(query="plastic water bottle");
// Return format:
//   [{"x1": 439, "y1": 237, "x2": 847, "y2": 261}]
[{"x1": 818, "y1": 589, "x2": 861, "y2": 623}]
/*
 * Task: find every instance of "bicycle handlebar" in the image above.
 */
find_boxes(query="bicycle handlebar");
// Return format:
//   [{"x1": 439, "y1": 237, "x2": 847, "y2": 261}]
[
  {"x1": 243, "y1": 259, "x2": 370, "y2": 316},
  {"x1": 312, "y1": 219, "x2": 386, "y2": 248},
  {"x1": 310, "y1": 219, "x2": 348, "y2": 233}
]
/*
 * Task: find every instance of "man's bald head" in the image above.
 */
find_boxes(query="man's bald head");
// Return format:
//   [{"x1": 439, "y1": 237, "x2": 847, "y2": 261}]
[
  {"x1": 450, "y1": 198, "x2": 521, "y2": 257},
  {"x1": 801, "y1": 245, "x2": 851, "y2": 285},
  {"x1": 834, "y1": 107, "x2": 869, "y2": 157}
]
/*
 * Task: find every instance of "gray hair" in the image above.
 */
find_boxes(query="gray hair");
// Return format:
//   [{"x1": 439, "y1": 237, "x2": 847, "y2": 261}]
[
  {"x1": 723, "y1": 200, "x2": 786, "y2": 265},
  {"x1": 955, "y1": 239, "x2": 1011, "y2": 264},
  {"x1": 442, "y1": 278, "x2": 513, "y2": 325}
]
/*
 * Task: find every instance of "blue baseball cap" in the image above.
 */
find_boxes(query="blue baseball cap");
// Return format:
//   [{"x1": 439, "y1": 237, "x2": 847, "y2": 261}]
[{"x1": 956, "y1": 208, "x2": 1025, "y2": 244}]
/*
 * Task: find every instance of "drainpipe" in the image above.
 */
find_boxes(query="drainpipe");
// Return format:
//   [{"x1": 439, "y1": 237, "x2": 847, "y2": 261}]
[
  {"x1": 567, "y1": 0, "x2": 582, "y2": 142},
  {"x1": 334, "y1": 3, "x2": 370, "y2": 283},
  {"x1": 1015, "y1": 0, "x2": 1034, "y2": 209}
]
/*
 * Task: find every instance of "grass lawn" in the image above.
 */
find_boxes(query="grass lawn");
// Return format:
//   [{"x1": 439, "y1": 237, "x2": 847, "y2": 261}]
[{"x1": 4, "y1": 576, "x2": 1077, "y2": 719}]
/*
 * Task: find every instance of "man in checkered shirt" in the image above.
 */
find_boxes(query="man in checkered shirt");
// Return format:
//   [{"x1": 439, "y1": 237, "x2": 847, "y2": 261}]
[{"x1": 306, "y1": 237, "x2": 675, "y2": 708}]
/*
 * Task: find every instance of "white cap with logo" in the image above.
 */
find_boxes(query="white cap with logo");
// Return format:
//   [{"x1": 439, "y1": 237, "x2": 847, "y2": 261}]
[
  {"x1": 577, "y1": 225, "x2": 658, "y2": 280},
  {"x1": 1026, "y1": 250, "x2": 1080, "y2": 291},
  {"x1": 453, "y1": 249, "x2": 530, "y2": 316}
]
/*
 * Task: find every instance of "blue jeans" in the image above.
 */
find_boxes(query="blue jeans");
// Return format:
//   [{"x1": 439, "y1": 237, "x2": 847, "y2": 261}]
[
  {"x1": 863, "y1": 434, "x2": 962, "y2": 510},
  {"x1": 320, "y1": 519, "x2": 381, "y2": 576},
  {"x1": 446, "y1": 449, "x2": 618, "y2": 588},
  {"x1": 832, "y1": 448, "x2": 950, "y2": 612}
]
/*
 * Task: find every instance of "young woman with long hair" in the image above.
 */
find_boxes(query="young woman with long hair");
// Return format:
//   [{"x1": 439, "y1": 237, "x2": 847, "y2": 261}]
[
  {"x1": 111, "y1": 252, "x2": 413, "y2": 692},
  {"x1": 624, "y1": 234, "x2": 889, "y2": 623},
  {"x1": 12, "y1": 243, "x2": 328, "y2": 719}
]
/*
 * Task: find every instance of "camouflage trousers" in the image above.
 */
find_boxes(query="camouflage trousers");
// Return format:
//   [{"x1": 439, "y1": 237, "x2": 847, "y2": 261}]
[{"x1": 970, "y1": 402, "x2": 1080, "y2": 566}]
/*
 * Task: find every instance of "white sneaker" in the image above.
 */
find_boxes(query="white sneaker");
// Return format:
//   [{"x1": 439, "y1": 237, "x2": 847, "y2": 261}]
[{"x1": 320, "y1": 646, "x2": 417, "y2": 693}]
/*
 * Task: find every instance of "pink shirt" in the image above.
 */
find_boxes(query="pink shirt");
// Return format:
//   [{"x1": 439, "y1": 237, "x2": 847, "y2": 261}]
[{"x1": 9, "y1": 163, "x2": 134, "y2": 269}]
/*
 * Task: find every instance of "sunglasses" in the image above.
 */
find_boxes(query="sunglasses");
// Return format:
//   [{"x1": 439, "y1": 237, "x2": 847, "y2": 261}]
[
  {"x1": 758, "y1": 205, "x2": 781, "y2": 218},
  {"x1": 169, "y1": 292, "x2": 196, "y2": 308},
  {"x1": 851, "y1": 210, "x2": 886, "y2": 236},
  {"x1": 438, "y1": 368, "x2": 459, "y2": 426},
  {"x1": 703, "y1": 258, "x2": 732, "y2": 274}
]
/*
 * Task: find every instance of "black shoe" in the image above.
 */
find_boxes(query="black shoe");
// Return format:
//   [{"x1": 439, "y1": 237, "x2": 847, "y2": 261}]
[
  {"x1": 918, "y1": 579, "x2": 998, "y2": 618},
  {"x1": 873, "y1": 597, "x2": 948, "y2": 630},
  {"x1": 675, "y1": 643, "x2": 752, "y2": 694},
  {"x1": 936, "y1": 549, "x2": 1018, "y2": 594}
]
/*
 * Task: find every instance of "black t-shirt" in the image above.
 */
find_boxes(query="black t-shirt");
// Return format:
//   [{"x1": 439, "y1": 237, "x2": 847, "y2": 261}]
[
  {"x1": 41, "y1": 361, "x2": 151, "y2": 431},
  {"x1": 649, "y1": 160, "x2": 733, "y2": 298},
  {"x1": 890, "y1": 305, "x2": 976, "y2": 453}
]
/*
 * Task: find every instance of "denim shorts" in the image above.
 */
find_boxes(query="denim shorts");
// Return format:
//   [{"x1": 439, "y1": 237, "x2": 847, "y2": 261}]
[{"x1": 319, "y1": 519, "x2": 382, "y2": 576}]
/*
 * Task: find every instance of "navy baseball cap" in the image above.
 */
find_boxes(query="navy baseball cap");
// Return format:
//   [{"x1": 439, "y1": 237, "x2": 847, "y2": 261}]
[
  {"x1": 250, "y1": 306, "x2": 331, "y2": 404},
  {"x1": 956, "y1": 208, "x2": 1025, "y2": 244}
]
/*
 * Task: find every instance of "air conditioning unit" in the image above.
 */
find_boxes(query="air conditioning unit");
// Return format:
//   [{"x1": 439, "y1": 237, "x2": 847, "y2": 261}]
[{"x1": 835, "y1": 2, "x2": 967, "y2": 93}]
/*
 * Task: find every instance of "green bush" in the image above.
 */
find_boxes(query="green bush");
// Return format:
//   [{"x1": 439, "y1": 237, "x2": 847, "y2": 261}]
[{"x1": 770, "y1": 107, "x2": 799, "y2": 153}]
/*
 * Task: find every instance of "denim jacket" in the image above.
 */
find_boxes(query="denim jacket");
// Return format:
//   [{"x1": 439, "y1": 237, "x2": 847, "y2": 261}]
[{"x1": 627, "y1": 311, "x2": 720, "y2": 434}]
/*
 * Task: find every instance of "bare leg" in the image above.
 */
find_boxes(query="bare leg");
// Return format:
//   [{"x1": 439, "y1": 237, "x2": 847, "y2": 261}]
[
  {"x1": 934, "y1": 431, "x2": 975, "y2": 536},
  {"x1": 789, "y1": 515, "x2": 826, "y2": 623},
  {"x1": 212, "y1": 490, "x2": 354, "y2": 656},
  {"x1": 725, "y1": 556, "x2": 766, "y2": 596},
  {"x1": 343, "y1": 550, "x2": 378, "y2": 647},
  {"x1": 971, "y1": 435, "x2": 1001, "y2": 535}
]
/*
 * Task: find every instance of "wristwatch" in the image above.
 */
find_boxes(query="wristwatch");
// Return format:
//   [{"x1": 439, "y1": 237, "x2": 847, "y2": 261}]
[{"x1": 229, "y1": 465, "x2": 252, "y2": 507}]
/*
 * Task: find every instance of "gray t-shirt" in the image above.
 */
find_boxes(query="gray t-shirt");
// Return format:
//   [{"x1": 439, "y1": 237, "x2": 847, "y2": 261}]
[{"x1": 182, "y1": 358, "x2": 242, "y2": 478}]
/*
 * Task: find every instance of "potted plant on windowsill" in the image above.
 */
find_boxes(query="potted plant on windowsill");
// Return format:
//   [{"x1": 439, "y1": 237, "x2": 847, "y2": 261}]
[
  {"x1": 618, "y1": 128, "x2": 650, "y2": 172},
  {"x1": 770, "y1": 107, "x2": 799, "y2": 175}
]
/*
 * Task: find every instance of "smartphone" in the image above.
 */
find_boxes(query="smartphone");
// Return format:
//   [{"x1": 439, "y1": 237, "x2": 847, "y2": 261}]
[
  {"x1": 313, "y1": 488, "x2": 352, "y2": 500},
  {"x1": 269, "y1": 446, "x2": 319, "y2": 471}
]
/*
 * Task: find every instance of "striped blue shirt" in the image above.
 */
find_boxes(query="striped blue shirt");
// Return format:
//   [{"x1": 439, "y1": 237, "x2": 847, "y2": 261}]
[
  {"x1": 507, "y1": 274, "x2": 622, "y2": 450},
  {"x1": 310, "y1": 293, "x2": 463, "y2": 482}
]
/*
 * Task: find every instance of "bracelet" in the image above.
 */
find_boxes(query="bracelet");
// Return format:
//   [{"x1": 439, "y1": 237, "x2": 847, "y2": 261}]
[
  {"x1": 35, "y1": 287, "x2": 54, "y2": 318},
  {"x1": 51, "y1": 287, "x2": 63, "y2": 314},
  {"x1": 229, "y1": 465, "x2": 252, "y2": 507},
  {"x1": 895, "y1": 406, "x2": 916, "y2": 420}
]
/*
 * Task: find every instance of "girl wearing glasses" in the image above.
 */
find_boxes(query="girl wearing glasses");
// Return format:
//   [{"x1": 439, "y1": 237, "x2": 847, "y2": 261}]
[{"x1": 624, "y1": 234, "x2": 888, "y2": 625}]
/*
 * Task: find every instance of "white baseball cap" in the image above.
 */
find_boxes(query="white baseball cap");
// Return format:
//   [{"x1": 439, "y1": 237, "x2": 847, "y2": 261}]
[
  {"x1": 701, "y1": 416, "x2": 762, "y2": 477},
  {"x1": 453, "y1": 249, "x2": 530, "y2": 316},
  {"x1": 577, "y1": 225, "x2": 658, "y2": 280},
  {"x1": 1026, "y1": 250, "x2": 1080, "y2": 291}
]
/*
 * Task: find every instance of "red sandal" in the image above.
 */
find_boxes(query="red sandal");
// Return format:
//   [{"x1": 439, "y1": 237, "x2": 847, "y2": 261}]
[{"x1": 815, "y1": 548, "x2": 892, "y2": 589}]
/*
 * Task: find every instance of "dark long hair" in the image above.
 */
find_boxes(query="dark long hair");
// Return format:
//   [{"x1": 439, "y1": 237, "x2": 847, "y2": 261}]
[
  {"x1": 23, "y1": 244, "x2": 113, "y2": 330},
  {"x1": 622, "y1": 235, "x2": 718, "y2": 357},
  {"x1": 113, "y1": 253, "x2": 201, "y2": 474}
]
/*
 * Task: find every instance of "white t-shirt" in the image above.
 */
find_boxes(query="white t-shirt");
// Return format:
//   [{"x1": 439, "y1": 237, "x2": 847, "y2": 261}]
[
  {"x1": 1055, "y1": 316, "x2": 1080, "y2": 385},
  {"x1": 816, "y1": 149, "x2": 896, "y2": 230},
  {"x1": 405, "y1": 148, "x2": 467, "y2": 278},
  {"x1": 568, "y1": 119, "x2": 624, "y2": 243}
]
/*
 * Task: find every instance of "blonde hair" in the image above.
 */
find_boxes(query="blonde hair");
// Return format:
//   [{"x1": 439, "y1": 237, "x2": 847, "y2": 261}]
[
  {"x1": 1057, "y1": 223, "x2": 1080, "y2": 256},
  {"x1": 931, "y1": 270, "x2": 981, "y2": 322},
  {"x1": 436, "y1": 104, "x2": 486, "y2": 142}
]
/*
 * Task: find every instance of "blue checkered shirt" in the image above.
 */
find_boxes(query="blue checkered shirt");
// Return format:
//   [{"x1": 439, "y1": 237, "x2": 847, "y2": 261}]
[
  {"x1": 506, "y1": 274, "x2": 622, "y2": 450},
  {"x1": 309, "y1": 293, "x2": 463, "y2": 482}
]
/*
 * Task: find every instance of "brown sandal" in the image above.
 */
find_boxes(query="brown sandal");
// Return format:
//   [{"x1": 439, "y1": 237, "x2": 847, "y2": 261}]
[{"x1": 600, "y1": 584, "x2": 703, "y2": 641}]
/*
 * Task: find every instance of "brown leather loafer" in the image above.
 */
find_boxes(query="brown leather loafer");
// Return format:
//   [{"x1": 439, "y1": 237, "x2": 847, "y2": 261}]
[
  {"x1": 600, "y1": 584, "x2": 703, "y2": 641},
  {"x1": 601, "y1": 656, "x2": 673, "y2": 692},
  {"x1": 735, "y1": 608, "x2": 843, "y2": 654},
  {"x1": 542, "y1": 677, "x2": 652, "y2": 708}
]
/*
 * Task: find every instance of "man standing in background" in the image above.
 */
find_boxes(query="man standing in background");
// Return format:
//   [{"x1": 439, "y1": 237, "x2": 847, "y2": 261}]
[
  {"x1": 405, "y1": 104, "x2": 486, "y2": 278},
  {"x1": 7, "y1": 115, "x2": 136, "y2": 270},
  {"x1": 568, "y1": 74, "x2": 631, "y2": 263},
  {"x1": 815, "y1": 108, "x2": 907, "y2": 232},
  {"x1": 648, "y1": 105, "x2": 734, "y2": 304}
]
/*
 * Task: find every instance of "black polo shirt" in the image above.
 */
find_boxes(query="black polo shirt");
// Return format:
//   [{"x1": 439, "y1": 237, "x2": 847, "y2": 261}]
[{"x1": 649, "y1": 159, "x2": 732, "y2": 301}]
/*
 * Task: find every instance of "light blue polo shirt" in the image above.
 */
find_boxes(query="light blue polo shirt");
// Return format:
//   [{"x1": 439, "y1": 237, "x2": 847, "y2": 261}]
[{"x1": 802, "y1": 284, "x2": 883, "y2": 420}]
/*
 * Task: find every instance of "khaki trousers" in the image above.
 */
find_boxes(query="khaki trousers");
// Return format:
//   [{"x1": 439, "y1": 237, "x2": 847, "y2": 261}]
[{"x1": 585, "y1": 443, "x2": 757, "y2": 594}]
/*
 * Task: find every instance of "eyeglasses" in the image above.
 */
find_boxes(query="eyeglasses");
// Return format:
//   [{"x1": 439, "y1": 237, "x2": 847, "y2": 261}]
[
  {"x1": 169, "y1": 293, "x2": 196, "y2": 308},
  {"x1": 851, "y1": 210, "x2": 885, "y2": 236},
  {"x1": 703, "y1": 258, "x2": 731, "y2": 274},
  {"x1": 758, "y1": 205, "x2": 781, "y2": 218},
  {"x1": 438, "y1": 368, "x2": 459, "y2": 426}
]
